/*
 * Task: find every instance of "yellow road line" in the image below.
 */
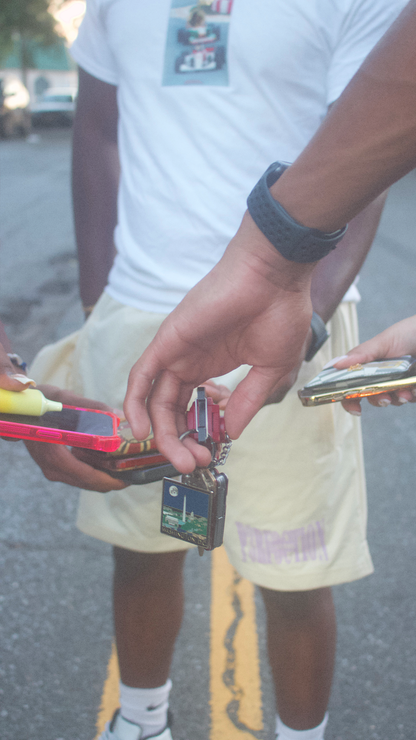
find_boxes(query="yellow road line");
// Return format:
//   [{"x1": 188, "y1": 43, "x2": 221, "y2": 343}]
[
  {"x1": 95, "y1": 546, "x2": 263, "y2": 738},
  {"x1": 210, "y1": 546, "x2": 263, "y2": 738},
  {"x1": 95, "y1": 642, "x2": 120, "y2": 738}
]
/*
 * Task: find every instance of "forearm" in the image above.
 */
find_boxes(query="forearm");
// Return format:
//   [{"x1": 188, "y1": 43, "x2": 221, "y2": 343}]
[
  {"x1": 311, "y1": 192, "x2": 388, "y2": 323},
  {"x1": 271, "y1": 0, "x2": 416, "y2": 232},
  {"x1": 72, "y1": 69, "x2": 120, "y2": 308},
  {"x1": 72, "y1": 125, "x2": 119, "y2": 307}
]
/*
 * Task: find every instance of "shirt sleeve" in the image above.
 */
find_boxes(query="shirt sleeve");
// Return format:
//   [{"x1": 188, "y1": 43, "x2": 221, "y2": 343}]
[
  {"x1": 70, "y1": 0, "x2": 119, "y2": 86},
  {"x1": 327, "y1": 0, "x2": 407, "y2": 105}
]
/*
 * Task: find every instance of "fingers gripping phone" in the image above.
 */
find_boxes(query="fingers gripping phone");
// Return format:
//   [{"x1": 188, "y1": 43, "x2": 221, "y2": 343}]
[
  {"x1": 73, "y1": 445, "x2": 181, "y2": 483},
  {"x1": 298, "y1": 356, "x2": 416, "y2": 406},
  {"x1": 72, "y1": 390, "x2": 227, "y2": 484},
  {"x1": 0, "y1": 405, "x2": 121, "y2": 451}
]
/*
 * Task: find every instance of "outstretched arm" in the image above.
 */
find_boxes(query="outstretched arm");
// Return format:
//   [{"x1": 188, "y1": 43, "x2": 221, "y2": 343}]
[
  {"x1": 271, "y1": 0, "x2": 416, "y2": 231},
  {"x1": 124, "y1": 0, "x2": 416, "y2": 471}
]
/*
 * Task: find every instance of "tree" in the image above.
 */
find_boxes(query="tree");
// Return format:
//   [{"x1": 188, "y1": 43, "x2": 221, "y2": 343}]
[{"x1": 0, "y1": 0, "x2": 62, "y2": 86}]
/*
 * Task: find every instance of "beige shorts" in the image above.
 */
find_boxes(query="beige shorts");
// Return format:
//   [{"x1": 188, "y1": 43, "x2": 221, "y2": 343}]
[{"x1": 31, "y1": 292, "x2": 373, "y2": 591}]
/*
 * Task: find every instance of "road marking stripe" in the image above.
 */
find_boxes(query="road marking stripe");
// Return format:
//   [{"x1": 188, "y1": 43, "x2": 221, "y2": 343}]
[
  {"x1": 210, "y1": 546, "x2": 263, "y2": 739},
  {"x1": 95, "y1": 642, "x2": 120, "y2": 738},
  {"x1": 94, "y1": 547, "x2": 263, "y2": 739}
]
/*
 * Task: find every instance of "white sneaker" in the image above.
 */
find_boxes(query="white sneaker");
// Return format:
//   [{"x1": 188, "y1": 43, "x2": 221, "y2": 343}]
[{"x1": 99, "y1": 709, "x2": 173, "y2": 740}]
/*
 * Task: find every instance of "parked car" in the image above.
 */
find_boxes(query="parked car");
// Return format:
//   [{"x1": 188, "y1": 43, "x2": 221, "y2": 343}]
[
  {"x1": 31, "y1": 87, "x2": 77, "y2": 127},
  {"x1": 0, "y1": 78, "x2": 31, "y2": 138}
]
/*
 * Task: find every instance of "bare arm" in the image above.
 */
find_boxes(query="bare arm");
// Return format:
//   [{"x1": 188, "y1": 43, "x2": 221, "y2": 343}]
[
  {"x1": 310, "y1": 192, "x2": 387, "y2": 323},
  {"x1": 72, "y1": 67, "x2": 120, "y2": 310},
  {"x1": 272, "y1": 0, "x2": 416, "y2": 231},
  {"x1": 298, "y1": 94, "x2": 388, "y2": 324}
]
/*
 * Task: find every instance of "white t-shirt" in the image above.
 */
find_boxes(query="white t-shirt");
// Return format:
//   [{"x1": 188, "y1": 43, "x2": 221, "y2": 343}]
[{"x1": 71, "y1": 0, "x2": 404, "y2": 313}]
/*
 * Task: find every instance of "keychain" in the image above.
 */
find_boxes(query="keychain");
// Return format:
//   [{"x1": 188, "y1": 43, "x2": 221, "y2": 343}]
[{"x1": 160, "y1": 388, "x2": 232, "y2": 554}]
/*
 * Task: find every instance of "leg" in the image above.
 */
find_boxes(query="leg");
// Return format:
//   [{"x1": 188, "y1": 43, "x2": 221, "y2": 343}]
[
  {"x1": 260, "y1": 586, "x2": 336, "y2": 731},
  {"x1": 113, "y1": 546, "x2": 188, "y2": 688}
]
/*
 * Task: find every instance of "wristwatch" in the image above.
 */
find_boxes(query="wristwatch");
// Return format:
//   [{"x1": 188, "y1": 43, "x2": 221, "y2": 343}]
[
  {"x1": 305, "y1": 312, "x2": 329, "y2": 362},
  {"x1": 247, "y1": 162, "x2": 347, "y2": 263}
]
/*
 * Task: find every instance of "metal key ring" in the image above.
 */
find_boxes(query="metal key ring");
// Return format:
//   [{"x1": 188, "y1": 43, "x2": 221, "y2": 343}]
[
  {"x1": 179, "y1": 430, "x2": 217, "y2": 466},
  {"x1": 179, "y1": 430, "x2": 197, "y2": 441}
]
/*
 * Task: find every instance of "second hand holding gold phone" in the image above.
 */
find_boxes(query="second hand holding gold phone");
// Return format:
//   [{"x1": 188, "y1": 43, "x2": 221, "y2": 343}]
[{"x1": 298, "y1": 356, "x2": 416, "y2": 407}]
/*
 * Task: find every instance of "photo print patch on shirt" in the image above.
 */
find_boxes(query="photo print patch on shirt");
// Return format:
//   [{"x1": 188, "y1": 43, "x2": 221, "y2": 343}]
[{"x1": 162, "y1": 0, "x2": 233, "y2": 86}]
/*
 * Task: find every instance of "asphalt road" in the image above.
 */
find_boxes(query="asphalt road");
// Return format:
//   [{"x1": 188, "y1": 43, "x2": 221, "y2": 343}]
[{"x1": 0, "y1": 128, "x2": 416, "y2": 740}]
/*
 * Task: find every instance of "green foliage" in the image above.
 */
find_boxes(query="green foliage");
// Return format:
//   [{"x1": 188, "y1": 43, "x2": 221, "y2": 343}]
[{"x1": 0, "y1": 0, "x2": 61, "y2": 68}]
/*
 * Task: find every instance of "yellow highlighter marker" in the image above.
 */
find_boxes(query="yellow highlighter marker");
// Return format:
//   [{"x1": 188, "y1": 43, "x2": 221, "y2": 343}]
[{"x1": 0, "y1": 388, "x2": 63, "y2": 416}]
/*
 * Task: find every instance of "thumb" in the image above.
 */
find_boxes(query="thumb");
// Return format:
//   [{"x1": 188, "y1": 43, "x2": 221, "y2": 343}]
[
  {"x1": 334, "y1": 339, "x2": 398, "y2": 370},
  {"x1": 0, "y1": 345, "x2": 36, "y2": 392},
  {"x1": 0, "y1": 371, "x2": 37, "y2": 392},
  {"x1": 224, "y1": 366, "x2": 282, "y2": 438}
]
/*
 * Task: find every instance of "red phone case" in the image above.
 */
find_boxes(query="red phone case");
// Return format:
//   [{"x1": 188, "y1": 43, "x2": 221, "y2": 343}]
[
  {"x1": 99, "y1": 420, "x2": 158, "y2": 456},
  {"x1": 72, "y1": 448, "x2": 168, "y2": 471},
  {"x1": 0, "y1": 405, "x2": 121, "y2": 451}
]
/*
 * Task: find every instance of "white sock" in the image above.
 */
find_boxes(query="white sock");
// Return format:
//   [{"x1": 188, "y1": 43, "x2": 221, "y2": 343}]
[
  {"x1": 119, "y1": 679, "x2": 172, "y2": 738},
  {"x1": 276, "y1": 712, "x2": 329, "y2": 740}
]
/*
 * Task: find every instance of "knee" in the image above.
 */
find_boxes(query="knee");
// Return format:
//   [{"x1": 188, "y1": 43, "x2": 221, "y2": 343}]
[
  {"x1": 113, "y1": 546, "x2": 187, "y2": 587},
  {"x1": 259, "y1": 586, "x2": 334, "y2": 623}
]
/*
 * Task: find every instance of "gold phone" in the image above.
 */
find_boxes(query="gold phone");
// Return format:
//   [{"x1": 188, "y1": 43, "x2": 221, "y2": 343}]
[{"x1": 298, "y1": 356, "x2": 416, "y2": 407}]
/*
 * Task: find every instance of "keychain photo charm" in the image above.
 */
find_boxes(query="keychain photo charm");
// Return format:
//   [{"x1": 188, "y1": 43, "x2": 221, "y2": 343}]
[
  {"x1": 160, "y1": 387, "x2": 231, "y2": 554},
  {"x1": 161, "y1": 467, "x2": 228, "y2": 553}
]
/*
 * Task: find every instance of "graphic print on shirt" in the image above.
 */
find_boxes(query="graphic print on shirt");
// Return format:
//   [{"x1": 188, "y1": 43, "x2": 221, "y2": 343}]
[{"x1": 162, "y1": 0, "x2": 233, "y2": 86}]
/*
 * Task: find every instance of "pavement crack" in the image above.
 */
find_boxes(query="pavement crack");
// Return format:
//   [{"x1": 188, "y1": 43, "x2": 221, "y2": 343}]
[{"x1": 222, "y1": 571, "x2": 264, "y2": 739}]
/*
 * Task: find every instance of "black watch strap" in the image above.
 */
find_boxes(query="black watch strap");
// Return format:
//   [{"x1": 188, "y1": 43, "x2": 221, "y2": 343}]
[
  {"x1": 247, "y1": 162, "x2": 347, "y2": 263},
  {"x1": 305, "y1": 312, "x2": 329, "y2": 362}
]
